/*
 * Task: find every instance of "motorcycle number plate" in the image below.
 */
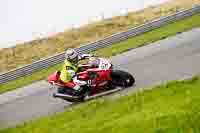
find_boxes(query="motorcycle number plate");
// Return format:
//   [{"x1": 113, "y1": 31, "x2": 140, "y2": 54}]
[{"x1": 99, "y1": 59, "x2": 111, "y2": 70}]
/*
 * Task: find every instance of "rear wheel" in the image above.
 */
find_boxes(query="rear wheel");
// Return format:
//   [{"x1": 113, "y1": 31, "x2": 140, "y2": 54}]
[{"x1": 110, "y1": 70, "x2": 135, "y2": 87}]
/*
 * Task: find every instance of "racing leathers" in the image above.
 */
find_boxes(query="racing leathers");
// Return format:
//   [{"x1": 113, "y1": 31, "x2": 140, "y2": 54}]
[{"x1": 60, "y1": 54, "x2": 93, "y2": 90}]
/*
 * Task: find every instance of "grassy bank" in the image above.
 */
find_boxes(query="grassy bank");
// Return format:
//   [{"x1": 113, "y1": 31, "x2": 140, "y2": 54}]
[
  {"x1": 1, "y1": 76, "x2": 200, "y2": 132},
  {"x1": 0, "y1": 0, "x2": 199, "y2": 72},
  {"x1": 1, "y1": 12, "x2": 200, "y2": 94}
]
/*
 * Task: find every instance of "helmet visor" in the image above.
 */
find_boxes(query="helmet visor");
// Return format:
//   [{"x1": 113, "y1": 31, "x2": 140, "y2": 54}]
[{"x1": 70, "y1": 56, "x2": 78, "y2": 65}]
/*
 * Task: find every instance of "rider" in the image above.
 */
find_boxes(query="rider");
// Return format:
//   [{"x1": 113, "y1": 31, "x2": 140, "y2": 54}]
[{"x1": 60, "y1": 48, "x2": 94, "y2": 90}]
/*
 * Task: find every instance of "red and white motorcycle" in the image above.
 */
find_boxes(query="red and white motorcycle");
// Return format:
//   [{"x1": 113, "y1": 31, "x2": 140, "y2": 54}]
[{"x1": 48, "y1": 57, "x2": 135, "y2": 102}]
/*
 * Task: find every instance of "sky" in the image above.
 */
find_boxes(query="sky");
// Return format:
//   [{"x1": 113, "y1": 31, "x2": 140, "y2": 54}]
[{"x1": 0, "y1": 0, "x2": 169, "y2": 48}]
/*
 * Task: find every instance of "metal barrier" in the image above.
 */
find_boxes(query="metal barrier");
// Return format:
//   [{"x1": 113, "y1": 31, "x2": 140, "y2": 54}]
[{"x1": 1, "y1": 5, "x2": 200, "y2": 84}]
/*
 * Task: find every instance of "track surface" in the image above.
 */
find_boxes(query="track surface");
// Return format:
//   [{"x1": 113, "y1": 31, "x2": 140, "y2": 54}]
[{"x1": 1, "y1": 28, "x2": 200, "y2": 128}]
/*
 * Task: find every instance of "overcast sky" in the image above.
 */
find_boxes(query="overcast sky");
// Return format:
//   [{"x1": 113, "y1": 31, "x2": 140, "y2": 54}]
[{"x1": 0, "y1": 0, "x2": 169, "y2": 48}]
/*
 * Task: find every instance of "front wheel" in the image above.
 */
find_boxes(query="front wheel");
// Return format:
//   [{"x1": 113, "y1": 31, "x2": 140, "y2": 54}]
[{"x1": 110, "y1": 70, "x2": 135, "y2": 87}]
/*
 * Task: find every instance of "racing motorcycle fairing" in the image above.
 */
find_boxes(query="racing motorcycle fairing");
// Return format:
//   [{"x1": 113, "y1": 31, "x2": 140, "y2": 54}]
[{"x1": 48, "y1": 57, "x2": 135, "y2": 102}]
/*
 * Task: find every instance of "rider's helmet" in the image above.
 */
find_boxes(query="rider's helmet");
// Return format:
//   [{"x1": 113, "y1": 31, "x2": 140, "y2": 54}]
[{"x1": 65, "y1": 48, "x2": 79, "y2": 65}]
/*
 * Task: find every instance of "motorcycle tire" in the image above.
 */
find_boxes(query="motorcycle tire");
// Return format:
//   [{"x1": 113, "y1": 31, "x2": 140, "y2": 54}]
[{"x1": 110, "y1": 70, "x2": 135, "y2": 87}]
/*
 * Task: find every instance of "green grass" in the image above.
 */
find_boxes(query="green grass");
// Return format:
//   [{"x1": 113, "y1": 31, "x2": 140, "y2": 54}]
[
  {"x1": 1, "y1": 76, "x2": 200, "y2": 132},
  {"x1": 1, "y1": 13, "x2": 200, "y2": 94}
]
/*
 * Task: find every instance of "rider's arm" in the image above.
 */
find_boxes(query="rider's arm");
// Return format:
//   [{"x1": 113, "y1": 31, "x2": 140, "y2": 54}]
[{"x1": 78, "y1": 54, "x2": 93, "y2": 60}]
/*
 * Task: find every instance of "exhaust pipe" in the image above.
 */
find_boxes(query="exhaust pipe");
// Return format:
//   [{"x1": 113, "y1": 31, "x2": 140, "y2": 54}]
[
  {"x1": 53, "y1": 87, "x2": 123, "y2": 101},
  {"x1": 53, "y1": 93, "x2": 80, "y2": 100},
  {"x1": 86, "y1": 87, "x2": 122, "y2": 100}
]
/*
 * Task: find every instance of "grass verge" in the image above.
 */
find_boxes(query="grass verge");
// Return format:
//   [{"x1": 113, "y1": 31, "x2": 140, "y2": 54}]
[
  {"x1": 1, "y1": 13, "x2": 200, "y2": 94},
  {"x1": 1, "y1": 76, "x2": 200, "y2": 132}
]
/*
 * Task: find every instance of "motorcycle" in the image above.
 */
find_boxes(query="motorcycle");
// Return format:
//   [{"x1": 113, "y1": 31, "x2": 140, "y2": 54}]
[{"x1": 47, "y1": 57, "x2": 135, "y2": 102}]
